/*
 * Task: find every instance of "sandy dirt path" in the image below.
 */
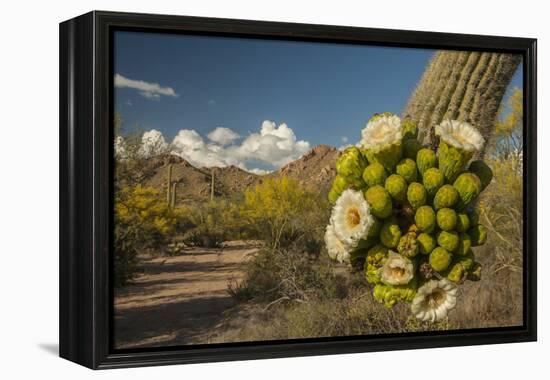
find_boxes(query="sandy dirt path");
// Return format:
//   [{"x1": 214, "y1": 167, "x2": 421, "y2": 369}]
[{"x1": 113, "y1": 241, "x2": 259, "y2": 349}]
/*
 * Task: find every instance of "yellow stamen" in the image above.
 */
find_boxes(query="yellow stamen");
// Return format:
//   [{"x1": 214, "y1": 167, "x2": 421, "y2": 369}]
[
  {"x1": 346, "y1": 208, "x2": 361, "y2": 228},
  {"x1": 390, "y1": 267, "x2": 407, "y2": 279},
  {"x1": 425, "y1": 289, "x2": 446, "y2": 308}
]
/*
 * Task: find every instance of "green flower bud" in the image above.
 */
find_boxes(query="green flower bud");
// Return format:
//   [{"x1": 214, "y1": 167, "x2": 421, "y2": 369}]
[
  {"x1": 437, "y1": 230, "x2": 460, "y2": 252},
  {"x1": 328, "y1": 175, "x2": 348, "y2": 204},
  {"x1": 373, "y1": 279, "x2": 418, "y2": 308},
  {"x1": 429, "y1": 247, "x2": 452, "y2": 272},
  {"x1": 380, "y1": 221, "x2": 402, "y2": 248},
  {"x1": 469, "y1": 224, "x2": 487, "y2": 246},
  {"x1": 433, "y1": 184, "x2": 459, "y2": 210},
  {"x1": 328, "y1": 188, "x2": 340, "y2": 204},
  {"x1": 417, "y1": 232, "x2": 437, "y2": 255},
  {"x1": 364, "y1": 244, "x2": 388, "y2": 284},
  {"x1": 385, "y1": 174, "x2": 408, "y2": 202},
  {"x1": 415, "y1": 205, "x2": 436, "y2": 233},
  {"x1": 453, "y1": 172, "x2": 482, "y2": 209},
  {"x1": 423, "y1": 167, "x2": 445, "y2": 198},
  {"x1": 416, "y1": 148, "x2": 437, "y2": 176},
  {"x1": 396, "y1": 158, "x2": 419, "y2": 183},
  {"x1": 407, "y1": 182, "x2": 427, "y2": 210},
  {"x1": 408, "y1": 224, "x2": 419, "y2": 234},
  {"x1": 446, "y1": 262, "x2": 466, "y2": 283},
  {"x1": 456, "y1": 212, "x2": 471, "y2": 232},
  {"x1": 332, "y1": 174, "x2": 348, "y2": 193},
  {"x1": 398, "y1": 232, "x2": 419, "y2": 258},
  {"x1": 364, "y1": 142, "x2": 403, "y2": 172},
  {"x1": 402, "y1": 138, "x2": 422, "y2": 160},
  {"x1": 365, "y1": 185, "x2": 393, "y2": 219},
  {"x1": 336, "y1": 147, "x2": 368, "y2": 188},
  {"x1": 402, "y1": 118, "x2": 418, "y2": 140},
  {"x1": 467, "y1": 262, "x2": 482, "y2": 281},
  {"x1": 437, "y1": 140, "x2": 474, "y2": 183},
  {"x1": 362, "y1": 162, "x2": 387, "y2": 187},
  {"x1": 444, "y1": 251, "x2": 475, "y2": 283},
  {"x1": 457, "y1": 250, "x2": 475, "y2": 271},
  {"x1": 373, "y1": 283, "x2": 388, "y2": 304},
  {"x1": 366, "y1": 244, "x2": 389, "y2": 263},
  {"x1": 456, "y1": 232, "x2": 471, "y2": 255},
  {"x1": 436, "y1": 208, "x2": 457, "y2": 231},
  {"x1": 469, "y1": 160, "x2": 493, "y2": 191}
]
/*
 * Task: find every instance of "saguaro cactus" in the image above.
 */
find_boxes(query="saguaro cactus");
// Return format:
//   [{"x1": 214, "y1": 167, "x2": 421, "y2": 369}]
[
  {"x1": 166, "y1": 164, "x2": 173, "y2": 205},
  {"x1": 210, "y1": 168, "x2": 215, "y2": 202},
  {"x1": 403, "y1": 51, "x2": 521, "y2": 153},
  {"x1": 171, "y1": 182, "x2": 177, "y2": 209},
  {"x1": 325, "y1": 113, "x2": 492, "y2": 322}
]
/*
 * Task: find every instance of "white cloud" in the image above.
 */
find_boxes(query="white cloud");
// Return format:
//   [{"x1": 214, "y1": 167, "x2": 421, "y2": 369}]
[
  {"x1": 140, "y1": 129, "x2": 168, "y2": 157},
  {"x1": 114, "y1": 74, "x2": 178, "y2": 100},
  {"x1": 341, "y1": 136, "x2": 348, "y2": 143},
  {"x1": 172, "y1": 130, "x2": 228, "y2": 167},
  {"x1": 167, "y1": 120, "x2": 310, "y2": 173},
  {"x1": 247, "y1": 168, "x2": 271, "y2": 175},
  {"x1": 233, "y1": 121, "x2": 310, "y2": 167},
  {"x1": 207, "y1": 127, "x2": 240, "y2": 146},
  {"x1": 172, "y1": 129, "x2": 205, "y2": 151}
]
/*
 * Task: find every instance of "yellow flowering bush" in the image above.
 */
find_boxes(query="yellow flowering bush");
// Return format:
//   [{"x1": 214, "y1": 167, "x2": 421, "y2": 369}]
[
  {"x1": 241, "y1": 177, "x2": 325, "y2": 248},
  {"x1": 114, "y1": 185, "x2": 179, "y2": 286}
]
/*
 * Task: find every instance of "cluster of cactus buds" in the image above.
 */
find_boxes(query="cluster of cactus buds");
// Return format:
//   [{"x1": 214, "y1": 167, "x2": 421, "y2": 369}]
[{"x1": 325, "y1": 113, "x2": 491, "y2": 321}]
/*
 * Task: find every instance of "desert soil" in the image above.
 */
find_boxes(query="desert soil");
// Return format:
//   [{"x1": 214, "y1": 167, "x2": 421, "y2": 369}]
[{"x1": 113, "y1": 240, "x2": 259, "y2": 349}]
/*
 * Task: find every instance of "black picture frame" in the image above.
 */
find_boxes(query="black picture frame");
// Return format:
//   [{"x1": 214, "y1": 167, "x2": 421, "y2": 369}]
[{"x1": 59, "y1": 10, "x2": 537, "y2": 370}]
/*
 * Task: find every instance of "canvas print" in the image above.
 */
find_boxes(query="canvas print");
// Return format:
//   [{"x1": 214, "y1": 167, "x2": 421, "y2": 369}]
[{"x1": 112, "y1": 31, "x2": 524, "y2": 349}]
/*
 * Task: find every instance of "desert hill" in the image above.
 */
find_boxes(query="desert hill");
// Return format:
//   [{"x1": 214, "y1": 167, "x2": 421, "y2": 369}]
[
  {"x1": 140, "y1": 145, "x2": 340, "y2": 203},
  {"x1": 268, "y1": 144, "x2": 340, "y2": 191}
]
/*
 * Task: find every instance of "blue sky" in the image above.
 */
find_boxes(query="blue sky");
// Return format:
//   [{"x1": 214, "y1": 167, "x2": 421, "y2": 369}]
[{"x1": 114, "y1": 31, "x2": 522, "y2": 172}]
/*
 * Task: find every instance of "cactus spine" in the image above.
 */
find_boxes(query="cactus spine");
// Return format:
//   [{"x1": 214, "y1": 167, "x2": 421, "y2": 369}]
[{"x1": 404, "y1": 51, "x2": 521, "y2": 154}]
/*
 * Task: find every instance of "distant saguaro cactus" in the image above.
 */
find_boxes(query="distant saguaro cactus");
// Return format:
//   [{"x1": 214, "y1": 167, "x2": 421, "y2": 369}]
[
  {"x1": 210, "y1": 168, "x2": 215, "y2": 202},
  {"x1": 403, "y1": 51, "x2": 521, "y2": 154},
  {"x1": 171, "y1": 182, "x2": 177, "y2": 209},
  {"x1": 166, "y1": 164, "x2": 173, "y2": 205}
]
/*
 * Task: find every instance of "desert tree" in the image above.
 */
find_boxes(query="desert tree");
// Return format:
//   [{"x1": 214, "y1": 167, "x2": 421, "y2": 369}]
[{"x1": 490, "y1": 87, "x2": 523, "y2": 161}]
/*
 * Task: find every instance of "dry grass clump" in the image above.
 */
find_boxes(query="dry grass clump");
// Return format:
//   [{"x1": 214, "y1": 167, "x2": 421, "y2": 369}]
[
  {"x1": 450, "y1": 157, "x2": 523, "y2": 329},
  {"x1": 219, "y1": 284, "x2": 451, "y2": 343},
  {"x1": 228, "y1": 246, "x2": 348, "y2": 305}
]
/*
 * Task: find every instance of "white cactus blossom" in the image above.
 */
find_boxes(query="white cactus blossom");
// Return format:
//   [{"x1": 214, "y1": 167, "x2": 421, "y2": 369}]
[
  {"x1": 434, "y1": 119, "x2": 485, "y2": 152},
  {"x1": 324, "y1": 223, "x2": 350, "y2": 263},
  {"x1": 359, "y1": 114, "x2": 402, "y2": 151},
  {"x1": 330, "y1": 189, "x2": 374, "y2": 248},
  {"x1": 378, "y1": 251, "x2": 414, "y2": 285},
  {"x1": 411, "y1": 279, "x2": 458, "y2": 322}
]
